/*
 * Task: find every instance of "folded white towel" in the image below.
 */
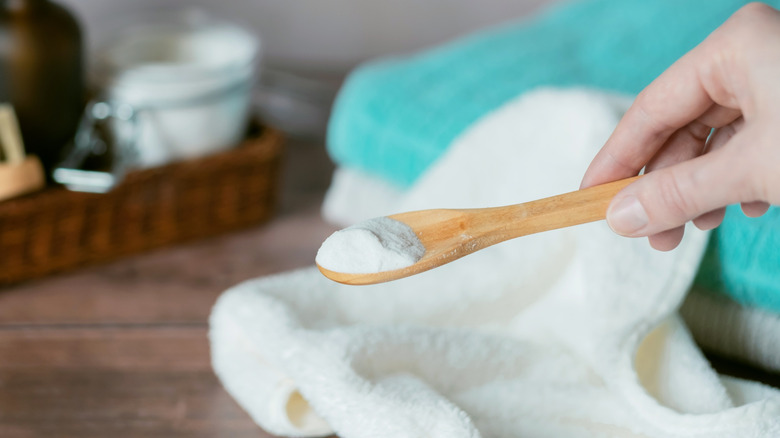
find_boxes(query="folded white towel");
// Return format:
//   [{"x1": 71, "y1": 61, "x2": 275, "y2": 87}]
[
  {"x1": 681, "y1": 289, "x2": 780, "y2": 373},
  {"x1": 322, "y1": 167, "x2": 405, "y2": 226},
  {"x1": 210, "y1": 88, "x2": 780, "y2": 437},
  {"x1": 325, "y1": 173, "x2": 780, "y2": 377}
]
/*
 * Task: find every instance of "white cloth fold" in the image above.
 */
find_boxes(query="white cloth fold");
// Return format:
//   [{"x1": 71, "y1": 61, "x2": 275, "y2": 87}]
[
  {"x1": 681, "y1": 289, "x2": 780, "y2": 373},
  {"x1": 210, "y1": 88, "x2": 780, "y2": 437}
]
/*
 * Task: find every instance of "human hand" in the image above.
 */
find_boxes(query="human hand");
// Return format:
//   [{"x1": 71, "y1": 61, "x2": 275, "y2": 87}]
[{"x1": 581, "y1": 2, "x2": 780, "y2": 251}]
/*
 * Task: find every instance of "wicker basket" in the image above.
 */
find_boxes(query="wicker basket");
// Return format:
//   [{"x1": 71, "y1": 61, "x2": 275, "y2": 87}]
[{"x1": 0, "y1": 126, "x2": 283, "y2": 285}]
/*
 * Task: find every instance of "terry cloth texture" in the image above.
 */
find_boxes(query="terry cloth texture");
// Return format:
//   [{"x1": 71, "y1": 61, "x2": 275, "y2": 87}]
[
  {"x1": 211, "y1": 89, "x2": 780, "y2": 438},
  {"x1": 681, "y1": 289, "x2": 780, "y2": 373}
]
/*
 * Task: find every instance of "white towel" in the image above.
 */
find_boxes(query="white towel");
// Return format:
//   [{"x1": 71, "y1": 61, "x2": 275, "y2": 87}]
[
  {"x1": 321, "y1": 167, "x2": 406, "y2": 226},
  {"x1": 323, "y1": 170, "x2": 780, "y2": 376},
  {"x1": 681, "y1": 289, "x2": 780, "y2": 373},
  {"x1": 209, "y1": 88, "x2": 780, "y2": 437}
]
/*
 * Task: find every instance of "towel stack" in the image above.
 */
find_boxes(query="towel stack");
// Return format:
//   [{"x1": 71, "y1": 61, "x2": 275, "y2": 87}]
[{"x1": 326, "y1": 0, "x2": 780, "y2": 372}]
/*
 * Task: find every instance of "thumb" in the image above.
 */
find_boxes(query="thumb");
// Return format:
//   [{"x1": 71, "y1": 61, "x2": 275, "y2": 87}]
[{"x1": 606, "y1": 146, "x2": 751, "y2": 237}]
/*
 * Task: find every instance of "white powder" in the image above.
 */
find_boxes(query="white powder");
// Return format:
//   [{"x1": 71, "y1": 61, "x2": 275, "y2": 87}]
[{"x1": 316, "y1": 216, "x2": 425, "y2": 274}]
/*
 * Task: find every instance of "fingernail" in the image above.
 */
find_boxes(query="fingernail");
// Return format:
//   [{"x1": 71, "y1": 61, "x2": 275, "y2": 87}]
[{"x1": 607, "y1": 195, "x2": 648, "y2": 235}]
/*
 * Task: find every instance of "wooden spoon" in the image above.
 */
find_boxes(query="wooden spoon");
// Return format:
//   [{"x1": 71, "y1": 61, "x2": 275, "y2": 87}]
[{"x1": 317, "y1": 176, "x2": 641, "y2": 285}]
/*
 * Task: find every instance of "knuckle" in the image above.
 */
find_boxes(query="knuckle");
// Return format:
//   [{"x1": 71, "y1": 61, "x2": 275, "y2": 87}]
[
  {"x1": 736, "y1": 2, "x2": 775, "y2": 19},
  {"x1": 631, "y1": 96, "x2": 675, "y2": 139},
  {"x1": 729, "y1": 142, "x2": 771, "y2": 202},
  {"x1": 603, "y1": 149, "x2": 640, "y2": 174},
  {"x1": 726, "y1": 3, "x2": 778, "y2": 42},
  {"x1": 687, "y1": 121, "x2": 713, "y2": 144},
  {"x1": 654, "y1": 171, "x2": 699, "y2": 223}
]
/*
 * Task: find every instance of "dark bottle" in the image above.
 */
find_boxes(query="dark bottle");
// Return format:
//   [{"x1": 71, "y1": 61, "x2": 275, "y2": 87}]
[{"x1": 0, "y1": 0, "x2": 84, "y2": 175}]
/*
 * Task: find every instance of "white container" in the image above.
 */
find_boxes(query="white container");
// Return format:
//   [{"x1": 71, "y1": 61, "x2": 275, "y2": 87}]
[{"x1": 97, "y1": 17, "x2": 260, "y2": 168}]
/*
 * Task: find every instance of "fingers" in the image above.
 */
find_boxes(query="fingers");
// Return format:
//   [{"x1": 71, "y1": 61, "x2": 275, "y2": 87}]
[
  {"x1": 605, "y1": 140, "x2": 751, "y2": 239},
  {"x1": 706, "y1": 118, "x2": 744, "y2": 152},
  {"x1": 685, "y1": 120, "x2": 743, "y2": 234},
  {"x1": 581, "y1": 3, "x2": 780, "y2": 252},
  {"x1": 692, "y1": 207, "x2": 727, "y2": 230},
  {"x1": 741, "y1": 201, "x2": 770, "y2": 217},
  {"x1": 640, "y1": 121, "x2": 713, "y2": 249},
  {"x1": 696, "y1": 104, "x2": 742, "y2": 129},
  {"x1": 579, "y1": 7, "x2": 761, "y2": 190},
  {"x1": 581, "y1": 51, "x2": 721, "y2": 189},
  {"x1": 648, "y1": 227, "x2": 685, "y2": 252},
  {"x1": 644, "y1": 120, "x2": 711, "y2": 172}
]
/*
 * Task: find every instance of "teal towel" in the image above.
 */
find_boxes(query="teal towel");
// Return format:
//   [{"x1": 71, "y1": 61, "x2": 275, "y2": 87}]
[
  {"x1": 328, "y1": 0, "x2": 771, "y2": 189},
  {"x1": 696, "y1": 206, "x2": 780, "y2": 313},
  {"x1": 326, "y1": 0, "x2": 780, "y2": 312}
]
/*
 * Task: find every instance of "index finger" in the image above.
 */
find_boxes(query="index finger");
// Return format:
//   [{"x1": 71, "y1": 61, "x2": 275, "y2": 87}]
[
  {"x1": 581, "y1": 52, "x2": 715, "y2": 188},
  {"x1": 578, "y1": 13, "x2": 755, "y2": 189}
]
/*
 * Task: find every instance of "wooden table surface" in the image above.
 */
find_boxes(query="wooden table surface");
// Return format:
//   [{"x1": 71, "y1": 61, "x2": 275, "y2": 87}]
[{"x1": 0, "y1": 138, "x2": 777, "y2": 438}]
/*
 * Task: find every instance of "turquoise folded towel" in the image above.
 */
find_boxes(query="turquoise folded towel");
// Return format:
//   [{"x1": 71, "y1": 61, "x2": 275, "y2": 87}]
[
  {"x1": 326, "y1": 0, "x2": 780, "y2": 313},
  {"x1": 329, "y1": 0, "x2": 773, "y2": 189},
  {"x1": 696, "y1": 207, "x2": 780, "y2": 313}
]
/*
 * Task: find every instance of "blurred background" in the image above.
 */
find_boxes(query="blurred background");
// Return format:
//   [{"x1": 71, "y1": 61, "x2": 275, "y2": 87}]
[
  {"x1": 0, "y1": 0, "x2": 563, "y2": 283},
  {"x1": 62, "y1": 0, "x2": 558, "y2": 137},
  {"x1": 1, "y1": 1, "x2": 779, "y2": 437},
  {"x1": 64, "y1": 0, "x2": 554, "y2": 73}
]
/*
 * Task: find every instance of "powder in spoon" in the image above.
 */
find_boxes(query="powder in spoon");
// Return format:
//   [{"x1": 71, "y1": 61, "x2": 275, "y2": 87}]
[{"x1": 316, "y1": 216, "x2": 425, "y2": 274}]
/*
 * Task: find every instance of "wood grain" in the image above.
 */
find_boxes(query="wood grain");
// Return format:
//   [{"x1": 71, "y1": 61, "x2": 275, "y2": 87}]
[
  {"x1": 0, "y1": 327, "x2": 209, "y2": 370},
  {"x1": 0, "y1": 368, "x2": 264, "y2": 438}
]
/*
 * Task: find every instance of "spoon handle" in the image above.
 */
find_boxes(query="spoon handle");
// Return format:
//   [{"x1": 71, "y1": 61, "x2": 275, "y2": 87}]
[{"x1": 477, "y1": 175, "x2": 642, "y2": 240}]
